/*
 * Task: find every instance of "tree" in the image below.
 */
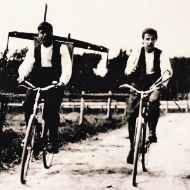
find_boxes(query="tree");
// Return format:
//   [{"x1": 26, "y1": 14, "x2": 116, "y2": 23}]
[
  {"x1": 0, "y1": 48, "x2": 28, "y2": 92},
  {"x1": 67, "y1": 53, "x2": 102, "y2": 92},
  {"x1": 0, "y1": 46, "x2": 190, "y2": 100},
  {"x1": 105, "y1": 49, "x2": 129, "y2": 92}
]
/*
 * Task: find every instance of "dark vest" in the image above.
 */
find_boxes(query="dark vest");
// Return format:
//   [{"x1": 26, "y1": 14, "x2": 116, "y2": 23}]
[
  {"x1": 29, "y1": 41, "x2": 61, "y2": 87},
  {"x1": 133, "y1": 47, "x2": 162, "y2": 89}
]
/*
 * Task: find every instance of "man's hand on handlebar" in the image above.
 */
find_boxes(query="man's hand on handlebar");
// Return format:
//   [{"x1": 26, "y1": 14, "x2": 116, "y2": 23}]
[
  {"x1": 149, "y1": 89, "x2": 160, "y2": 102},
  {"x1": 52, "y1": 81, "x2": 66, "y2": 89},
  {"x1": 17, "y1": 76, "x2": 25, "y2": 84}
]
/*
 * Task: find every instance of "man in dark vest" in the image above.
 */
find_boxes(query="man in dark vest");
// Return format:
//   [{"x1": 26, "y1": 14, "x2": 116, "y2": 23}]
[
  {"x1": 17, "y1": 22, "x2": 72, "y2": 153},
  {"x1": 124, "y1": 28, "x2": 172, "y2": 164}
]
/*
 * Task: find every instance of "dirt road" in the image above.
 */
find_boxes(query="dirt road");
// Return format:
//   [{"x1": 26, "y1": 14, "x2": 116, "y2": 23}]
[{"x1": 1, "y1": 113, "x2": 190, "y2": 190}]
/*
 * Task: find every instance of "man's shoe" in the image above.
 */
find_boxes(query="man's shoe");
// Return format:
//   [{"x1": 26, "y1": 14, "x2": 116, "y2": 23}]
[
  {"x1": 127, "y1": 149, "x2": 134, "y2": 164},
  {"x1": 148, "y1": 133, "x2": 157, "y2": 143},
  {"x1": 47, "y1": 143, "x2": 59, "y2": 154}
]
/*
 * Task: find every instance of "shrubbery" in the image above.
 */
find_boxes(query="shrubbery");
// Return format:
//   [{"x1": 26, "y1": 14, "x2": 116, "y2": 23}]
[
  {"x1": 0, "y1": 112, "x2": 126, "y2": 171},
  {"x1": 0, "y1": 48, "x2": 189, "y2": 99}
]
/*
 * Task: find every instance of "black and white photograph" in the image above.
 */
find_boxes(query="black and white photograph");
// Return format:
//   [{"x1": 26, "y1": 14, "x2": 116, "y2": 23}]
[{"x1": 0, "y1": 0, "x2": 190, "y2": 189}]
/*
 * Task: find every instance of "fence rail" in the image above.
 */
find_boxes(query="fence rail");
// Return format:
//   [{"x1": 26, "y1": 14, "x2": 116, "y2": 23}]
[
  {"x1": 0, "y1": 92, "x2": 189, "y2": 133},
  {"x1": 6, "y1": 100, "x2": 189, "y2": 110}
]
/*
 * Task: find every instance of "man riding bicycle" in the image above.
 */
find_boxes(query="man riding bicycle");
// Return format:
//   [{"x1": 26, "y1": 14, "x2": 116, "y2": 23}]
[
  {"x1": 124, "y1": 28, "x2": 173, "y2": 164},
  {"x1": 17, "y1": 22, "x2": 72, "y2": 153}
]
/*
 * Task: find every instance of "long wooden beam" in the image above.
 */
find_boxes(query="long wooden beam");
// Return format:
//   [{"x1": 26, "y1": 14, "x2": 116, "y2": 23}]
[{"x1": 8, "y1": 31, "x2": 109, "y2": 53}]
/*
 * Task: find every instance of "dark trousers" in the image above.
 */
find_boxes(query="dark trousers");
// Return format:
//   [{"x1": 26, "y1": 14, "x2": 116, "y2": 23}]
[
  {"x1": 126, "y1": 75, "x2": 160, "y2": 149},
  {"x1": 23, "y1": 88, "x2": 63, "y2": 145}
]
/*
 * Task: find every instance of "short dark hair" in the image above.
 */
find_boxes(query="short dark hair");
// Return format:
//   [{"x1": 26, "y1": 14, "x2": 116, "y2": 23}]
[
  {"x1": 38, "y1": 22, "x2": 53, "y2": 32},
  {"x1": 142, "y1": 28, "x2": 158, "y2": 40}
]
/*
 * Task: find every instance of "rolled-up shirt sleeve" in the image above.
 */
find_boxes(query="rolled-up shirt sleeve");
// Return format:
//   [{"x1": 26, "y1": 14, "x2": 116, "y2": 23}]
[
  {"x1": 18, "y1": 45, "x2": 35, "y2": 78},
  {"x1": 160, "y1": 52, "x2": 173, "y2": 85},
  {"x1": 59, "y1": 44, "x2": 72, "y2": 85},
  {"x1": 124, "y1": 49, "x2": 140, "y2": 76}
]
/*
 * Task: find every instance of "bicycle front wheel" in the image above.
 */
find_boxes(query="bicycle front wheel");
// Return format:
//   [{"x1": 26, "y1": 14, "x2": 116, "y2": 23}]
[
  {"x1": 20, "y1": 115, "x2": 37, "y2": 184},
  {"x1": 132, "y1": 118, "x2": 143, "y2": 186},
  {"x1": 141, "y1": 124, "x2": 147, "y2": 172}
]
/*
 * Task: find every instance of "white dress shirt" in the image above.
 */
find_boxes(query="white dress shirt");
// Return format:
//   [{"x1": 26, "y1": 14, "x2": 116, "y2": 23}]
[
  {"x1": 125, "y1": 47, "x2": 173, "y2": 85},
  {"x1": 18, "y1": 42, "x2": 72, "y2": 85}
]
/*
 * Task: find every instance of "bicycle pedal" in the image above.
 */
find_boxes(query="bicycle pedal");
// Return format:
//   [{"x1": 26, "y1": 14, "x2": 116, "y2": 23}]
[
  {"x1": 21, "y1": 139, "x2": 26, "y2": 147},
  {"x1": 33, "y1": 150, "x2": 42, "y2": 159},
  {"x1": 146, "y1": 140, "x2": 151, "y2": 146},
  {"x1": 144, "y1": 141, "x2": 151, "y2": 153}
]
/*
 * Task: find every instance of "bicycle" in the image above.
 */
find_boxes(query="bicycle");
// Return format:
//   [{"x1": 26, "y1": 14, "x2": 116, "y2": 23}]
[
  {"x1": 19, "y1": 80, "x2": 58, "y2": 184},
  {"x1": 120, "y1": 72, "x2": 171, "y2": 186}
]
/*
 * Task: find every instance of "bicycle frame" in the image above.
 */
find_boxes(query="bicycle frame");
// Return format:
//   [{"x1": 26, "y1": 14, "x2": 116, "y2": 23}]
[
  {"x1": 19, "y1": 80, "x2": 57, "y2": 138},
  {"x1": 132, "y1": 90, "x2": 150, "y2": 186},
  {"x1": 20, "y1": 81, "x2": 56, "y2": 184},
  {"x1": 136, "y1": 92, "x2": 145, "y2": 126},
  {"x1": 119, "y1": 72, "x2": 172, "y2": 186},
  {"x1": 31, "y1": 89, "x2": 46, "y2": 138}
]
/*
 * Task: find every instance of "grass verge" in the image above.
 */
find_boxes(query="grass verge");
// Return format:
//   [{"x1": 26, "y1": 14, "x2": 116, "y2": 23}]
[{"x1": 0, "y1": 112, "x2": 126, "y2": 172}]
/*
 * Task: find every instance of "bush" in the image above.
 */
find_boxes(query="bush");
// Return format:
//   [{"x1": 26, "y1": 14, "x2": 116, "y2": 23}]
[{"x1": 0, "y1": 112, "x2": 126, "y2": 172}]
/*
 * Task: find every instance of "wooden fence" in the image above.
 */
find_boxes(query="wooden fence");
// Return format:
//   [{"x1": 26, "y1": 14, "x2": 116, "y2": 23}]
[{"x1": 0, "y1": 92, "x2": 189, "y2": 132}]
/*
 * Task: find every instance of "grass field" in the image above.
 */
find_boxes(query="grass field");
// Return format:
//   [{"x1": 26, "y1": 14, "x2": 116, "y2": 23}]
[{"x1": 0, "y1": 110, "x2": 126, "y2": 172}]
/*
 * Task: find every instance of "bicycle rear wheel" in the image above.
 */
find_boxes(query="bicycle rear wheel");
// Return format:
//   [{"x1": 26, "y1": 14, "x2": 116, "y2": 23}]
[
  {"x1": 42, "y1": 129, "x2": 54, "y2": 169},
  {"x1": 43, "y1": 147, "x2": 54, "y2": 169},
  {"x1": 20, "y1": 115, "x2": 37, "y2": 184},
  {"x1": 132, "y1": 118, "x2": 143, "y2": 186}
]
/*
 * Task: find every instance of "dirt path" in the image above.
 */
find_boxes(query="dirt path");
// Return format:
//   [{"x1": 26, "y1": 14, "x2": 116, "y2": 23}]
[{"x1": 1, "y1": 113, "x2": 190, "y2": 190}]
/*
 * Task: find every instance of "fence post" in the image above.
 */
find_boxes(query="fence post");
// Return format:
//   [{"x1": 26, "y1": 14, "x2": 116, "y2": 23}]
[
  {"x1": 166, "y1": 101, "x2": 168, "y2": 113},
  {"x1": 79, "y1": 91, "x2": 85, "y2": 125},
  {"x1": 114, "y1": 104, "x2": 118, "y2": 113},
  {"x1": 124, "y1": 97, "x2": 128, "y2": 116},
  {"x1": 106, "y1": 91, "x2": 112, "y2": 119},
  {"x1": 186, "y1": 99, "x2": 188, "y2": 112},
  {"x1": 0, "y1": 97, "x2": 8, "y2": 134},
  {"x1": 0, "y1": 101, "x2": 2, "y2": 134}
]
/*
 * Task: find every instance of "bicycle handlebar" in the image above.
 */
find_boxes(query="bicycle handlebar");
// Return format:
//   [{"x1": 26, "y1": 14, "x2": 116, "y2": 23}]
[
  {"x1": 119, "y1": 83, "x2": 159, "y2": 94},
  {"x1": 150, "y1": 70, "x2": 172, "y2": 89},
  {"x1": 119, "y1": 72, "x2": 172, "y2": 95},
  {"x1": 18, "y1": 80, "x2": 57, "y2": 91}
]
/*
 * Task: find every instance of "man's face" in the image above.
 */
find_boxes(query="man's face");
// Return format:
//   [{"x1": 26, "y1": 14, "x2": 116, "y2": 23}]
[
  {"x1": 143, "y1": 33, "x2": 157, "y2": 52},
  {"x1": 38, "y1": 29, "x2": 53, "y2": 47}
]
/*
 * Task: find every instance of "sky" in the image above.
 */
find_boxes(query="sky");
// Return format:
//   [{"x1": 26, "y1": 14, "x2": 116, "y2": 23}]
[{"x1": 0, "y1": 0, "x2": 190, "y2": 60}]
